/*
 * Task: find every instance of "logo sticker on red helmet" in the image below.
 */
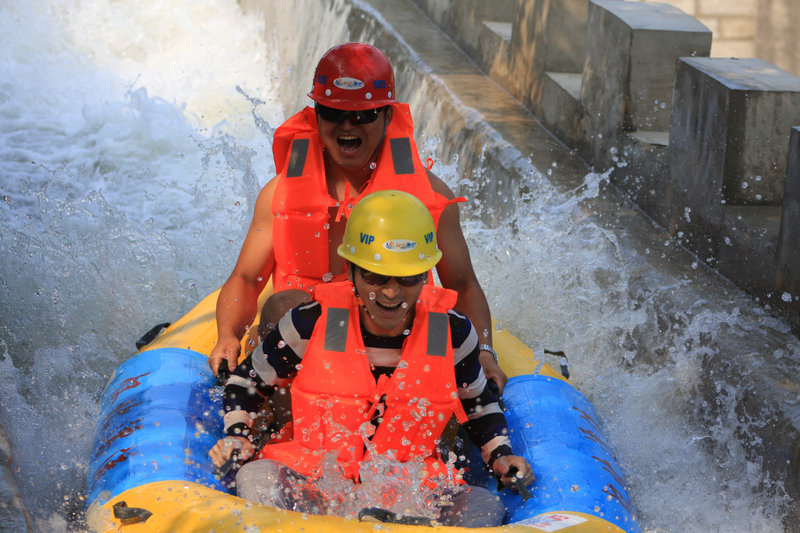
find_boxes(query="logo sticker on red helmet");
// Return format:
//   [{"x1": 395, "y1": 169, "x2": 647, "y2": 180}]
[{"x1": 334, "y1": 77, "x2": 365, "y2": 90}]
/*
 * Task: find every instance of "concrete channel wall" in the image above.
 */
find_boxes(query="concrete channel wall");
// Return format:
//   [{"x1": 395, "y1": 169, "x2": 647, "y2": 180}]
[{"x1": 410, "y1": 0, "x2": 800, "y2": 332}]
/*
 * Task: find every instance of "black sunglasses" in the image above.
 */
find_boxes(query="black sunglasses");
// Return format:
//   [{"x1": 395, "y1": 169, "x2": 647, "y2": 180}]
[
  {"x1": 316, "y1": 104, "x2": 386, "y2": 125},
  {"x1": 359, "y1": 267, "x2": 428, "y2": 287}
]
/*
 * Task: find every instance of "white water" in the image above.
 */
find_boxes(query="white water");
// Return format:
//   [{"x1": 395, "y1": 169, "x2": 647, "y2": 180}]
[{"x1": 0, "y1": 1, "x2": 796, "y2": 532}]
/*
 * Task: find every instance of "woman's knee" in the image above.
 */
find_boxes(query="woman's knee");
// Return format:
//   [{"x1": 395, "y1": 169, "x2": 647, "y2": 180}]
[
  {"x1": 235, "y1": 459, "x2": 287, "y2": 506},
  {"x1": 439, "y1": 485, "x2": 506, "y2": 527}
]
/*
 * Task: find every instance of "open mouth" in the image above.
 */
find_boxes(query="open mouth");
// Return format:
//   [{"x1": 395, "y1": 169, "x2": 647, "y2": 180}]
[
  {"x1": 337, "y1": 135, "x2": 362, "y2": 152},
  {"x1": 375, "y1": 300, "x2": 402, "y2": 312}
]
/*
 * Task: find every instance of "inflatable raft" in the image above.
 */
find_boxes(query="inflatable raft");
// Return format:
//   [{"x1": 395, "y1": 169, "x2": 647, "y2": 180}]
[{"x1": 86, "y1": 286, "x2": 640, "y2": 532}]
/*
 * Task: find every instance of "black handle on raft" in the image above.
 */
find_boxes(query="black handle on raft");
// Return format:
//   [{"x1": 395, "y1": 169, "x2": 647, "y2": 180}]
[
  {"x1": 113, "y1": 501, "x2": 153, "y2": 525},
  {"x1": 216, "y1": 360, "x2": 230, "y2": 387},
  {"x1": 213, "y1": 449, "x2": 240, "y2": 479},
  {"x1": 135, "y1": 322, "x2": 171, "y2": 350},
  {"x1": 358, "y1": 507, "x2": 437, "y2": 527},
  {"x1": 495, "y1": 465, "x2": 533, "y2": 502},
  {"x1": 544, "y1": 349, "x2": 569, "y2": 379},
  {"x1": 487, "y1": 379, "x2": 506, "y2": 411}
]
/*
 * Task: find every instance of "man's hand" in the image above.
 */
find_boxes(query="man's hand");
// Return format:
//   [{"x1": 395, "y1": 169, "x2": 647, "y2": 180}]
[
  {"x1": 209, "y1": 436, "x2": 254, "y2": 468},
  {"x1": 209, "y1": 335, "x2": 242, "y2": 377},
  {"x1": 479, "y1": 350, "x2": 509, "y2": 393}
]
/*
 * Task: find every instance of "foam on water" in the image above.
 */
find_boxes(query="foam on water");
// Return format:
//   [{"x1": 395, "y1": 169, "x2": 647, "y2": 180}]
[
  {"x1": 0, "y1": 0, "x2": 796, "y2": 532},
  {"x1": 429, "y1": 157, "x2": 796, "y2": 531},
  {"x1": 1, "y1": 1, "x2": 279, "y2": 529}
]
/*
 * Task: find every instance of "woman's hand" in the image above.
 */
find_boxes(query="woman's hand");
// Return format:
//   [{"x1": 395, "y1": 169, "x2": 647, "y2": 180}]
[
  {"x1": 209, "y1": 436, "x2": 254, "y2": 468},
  {"x1": 492, "y1": 455, "x2": 534, "y2": 490}
]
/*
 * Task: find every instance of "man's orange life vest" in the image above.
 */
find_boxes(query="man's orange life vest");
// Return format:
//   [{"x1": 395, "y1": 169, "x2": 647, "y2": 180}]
[
  {"x1": 257, "y1": 281, "x2": 468, "y2": 484},
  {"x1": 270, "y1": 103, "x2": 462, "y2": 292}
]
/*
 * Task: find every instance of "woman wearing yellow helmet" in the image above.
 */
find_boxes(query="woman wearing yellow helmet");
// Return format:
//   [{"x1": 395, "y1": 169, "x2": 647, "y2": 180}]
[{"x1": 210, "y1": 190, "x2": 532, "y2": 527}]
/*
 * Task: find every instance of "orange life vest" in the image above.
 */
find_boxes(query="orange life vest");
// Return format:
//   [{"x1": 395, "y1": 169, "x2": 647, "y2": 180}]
[
  {"x1": 270, "y1": 103, "x2": 462, "y2": 293},
  {"x1": 257, "y1": 281, "x2": 468, "y2": 485}
]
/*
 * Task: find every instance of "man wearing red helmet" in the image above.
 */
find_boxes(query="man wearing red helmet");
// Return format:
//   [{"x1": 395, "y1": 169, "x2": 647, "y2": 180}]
[{"x1": 209, "y1": 42, "x2": 506, "y2": 391}]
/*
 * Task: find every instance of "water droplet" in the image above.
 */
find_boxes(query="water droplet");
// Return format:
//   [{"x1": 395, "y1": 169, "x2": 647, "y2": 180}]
[
  {"x1": 400, "y1": 302, "x2": 409, "y2": 309},
  {"x1": 277, "y1": 340, "x2": 286, "y2": 349},
  {"x1": 323, "y1": 223, "x2": 330, "y2": 230},
  {"x1": 571, "y1": 484, "x2": 579, "y2": 492},
  {"x1": 373, "y1": 253, "x2": 382, "y2": 261},
  {"x1": 368, "y1": 292, "x2": 376, "y2": 301},
  {"x1": 402, "y1": 329, "x2": 411, "y2": 336},
  {"x1": 369, "y1": 162, "x2": 377, "y2": 170},
  {"x1": 322, "y1": 272, "x2": 333, "y2": 282}
]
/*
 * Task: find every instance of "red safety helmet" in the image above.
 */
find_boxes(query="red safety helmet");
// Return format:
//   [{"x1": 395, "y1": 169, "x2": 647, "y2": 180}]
[{"x1": 308, "y1": 42, "x2": 396, "y2": 111}]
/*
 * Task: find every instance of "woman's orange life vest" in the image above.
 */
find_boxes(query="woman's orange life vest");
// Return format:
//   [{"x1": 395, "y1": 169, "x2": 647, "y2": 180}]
[
  {"x1": 270, "y1": 103, "x2": 463, "y2": 293},
  {"x1": 257, "y1": 281, "x2": 469, "y2": 485}
]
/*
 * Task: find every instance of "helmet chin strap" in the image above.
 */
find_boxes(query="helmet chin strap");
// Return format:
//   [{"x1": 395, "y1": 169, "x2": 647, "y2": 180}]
[
  {"x1": 349, "y1": 263, "x2": 364, "y2": 305},
  {"x1": 358, "y1": 109, "x2": 389, "y2": 188}
]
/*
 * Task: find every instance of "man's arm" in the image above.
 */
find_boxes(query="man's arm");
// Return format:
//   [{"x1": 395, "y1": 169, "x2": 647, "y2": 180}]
[
  {"x1": 210, "y1": 178, "x2": 278, "y2": 375},
  {"x1": 428, "y1": 171, "x2": 508, "y2": 390}
]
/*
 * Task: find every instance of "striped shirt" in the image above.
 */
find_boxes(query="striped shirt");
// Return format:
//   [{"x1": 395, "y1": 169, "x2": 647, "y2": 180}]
[{"x1": 223, "y1": 300, "x2": 511, "y2": 464}]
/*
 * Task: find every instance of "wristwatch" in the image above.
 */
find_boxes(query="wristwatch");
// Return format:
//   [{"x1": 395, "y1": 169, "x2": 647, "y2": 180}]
[{"x1": 479, "y1": 344, "x2": 499, "y2": 364}]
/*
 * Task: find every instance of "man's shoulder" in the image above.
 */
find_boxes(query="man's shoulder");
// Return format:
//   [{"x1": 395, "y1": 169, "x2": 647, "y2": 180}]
[
  {"x1": 425, "y1": 168, "x2": 455, "y2": 199},
  {"x1": 255, "y1": 177, "x2": 280, "y2": 207}
]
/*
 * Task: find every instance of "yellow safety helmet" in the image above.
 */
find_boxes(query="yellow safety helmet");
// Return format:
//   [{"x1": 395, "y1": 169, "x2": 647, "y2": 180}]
[{"x1": 337, "y1": 190, "x2": 441, "y2": 276}]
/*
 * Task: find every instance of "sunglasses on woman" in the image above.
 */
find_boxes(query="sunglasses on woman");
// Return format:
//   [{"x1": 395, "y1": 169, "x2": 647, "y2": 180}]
[
  {"x1": 316, "y1": 104, "x2": 386, "y2": 125},
  {"x1": 359, "y1": 267, "x2": 428, "y2": 287}
]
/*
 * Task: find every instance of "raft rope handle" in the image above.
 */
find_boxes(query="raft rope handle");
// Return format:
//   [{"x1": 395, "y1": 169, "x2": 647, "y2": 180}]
[
  {"x1": 135, "y1": 322, "x2": 171, "y2": 350},
  {"x1": 543, "y1": 349, "x2": 569, "y2": 379},
  {"x1": 499, "y1": 466, "x2": 533, "y2": 502},
  {"x1": 213, "y1": 449, "x2": 241, "y2": 479},
  {"x1": 113, "y1": 501, "x2": 153, "y2": 525},
  {"x1": 216, "y1": 360, "x2": 231, "y2": 387},
  {"x1": 358, "y1": 507, "x2": 437, "y2": 526}
]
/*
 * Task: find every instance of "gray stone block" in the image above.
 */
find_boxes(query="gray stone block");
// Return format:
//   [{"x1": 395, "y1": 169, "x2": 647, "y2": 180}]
[
  {"x1": 540, "y1": 72, "x2": 583, "y2": 147},
  {"x1": 581, "y1": 0, "x2": 710, "y2": 166},
  {"x1": 669, "y1": 58, "x2": 800, "y2": 302},
  {"x1": 777, "y1": 127, "x2": 800, "y2": 304},
  {"x1": 540, "y1": 0, "x2": 589, "y2": 73},
  {"x1": 670, "y1": 58, "x2": 800, "y2": 225}
]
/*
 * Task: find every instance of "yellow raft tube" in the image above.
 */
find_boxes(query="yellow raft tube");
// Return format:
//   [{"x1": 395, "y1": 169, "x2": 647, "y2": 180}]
[{"x1": 86, "y1": 286, "x2": 640, "y2": 532}]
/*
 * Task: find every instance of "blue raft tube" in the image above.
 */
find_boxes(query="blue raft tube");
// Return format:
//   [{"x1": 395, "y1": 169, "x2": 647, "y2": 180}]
[{"x1": 87, "y1": 309, "x2": 639, "y2": 532}]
